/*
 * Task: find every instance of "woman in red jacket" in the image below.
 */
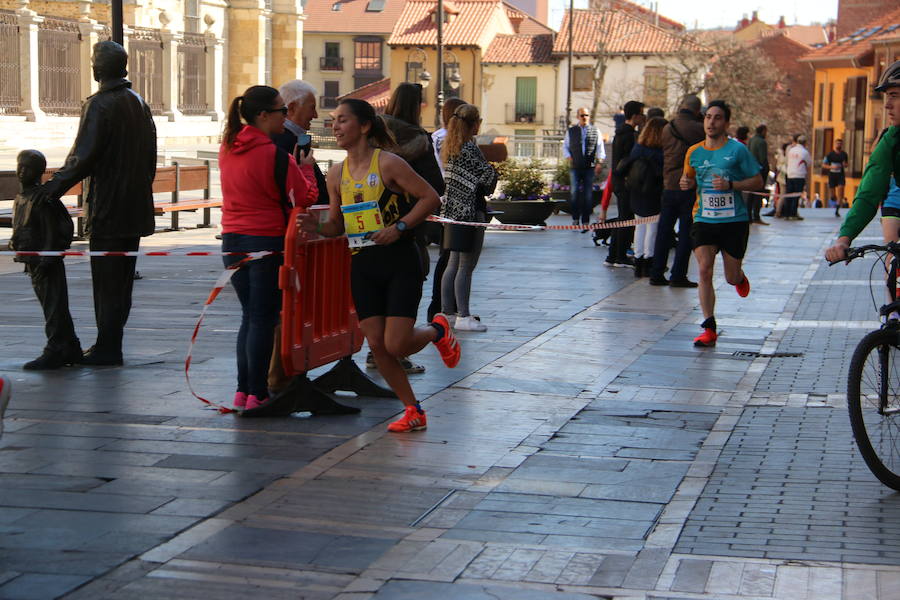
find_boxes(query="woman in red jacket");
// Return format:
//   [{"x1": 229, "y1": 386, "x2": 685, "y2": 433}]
[{"x1": 219, "y1": 85, "x2": 317, "y2": 410}]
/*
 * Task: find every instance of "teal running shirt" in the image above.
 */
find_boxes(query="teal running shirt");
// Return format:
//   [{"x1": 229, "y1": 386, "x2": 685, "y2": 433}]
[{"x1": 684, "y1": 138, "x2": 762, "y2": 223}]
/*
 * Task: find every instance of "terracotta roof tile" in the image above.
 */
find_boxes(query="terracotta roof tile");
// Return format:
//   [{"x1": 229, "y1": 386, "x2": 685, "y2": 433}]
[
  {"x1": 483, "y1": 33, "x2": 553, "y2": 63},
  {"x1": 801, "y1": 7, "x2": 900, "y2": 62},
  {"x1": 388, "y1": 0, "x2": 503, "y2": 47},
  {"x1": 553, "y1": 9, "x2": 707, "y2": 55},
  {"x1": 338, "y1": 77, "x2": 392, "y2": 111},
  {"x1": 606, "y1": 0, "x2": 685, "y2": 32},
  {"x1": 304, "y1": 0, "x2": 407, "y2": 34}
]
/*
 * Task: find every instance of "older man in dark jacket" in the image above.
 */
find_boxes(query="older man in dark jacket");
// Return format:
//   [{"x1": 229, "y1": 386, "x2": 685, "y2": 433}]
[
  {"x1": 36, "y1": 41, "x2": 157, "y2": 365},
  {"x1": 648, "y1": 95, "x2": 704, "y2": 286}
]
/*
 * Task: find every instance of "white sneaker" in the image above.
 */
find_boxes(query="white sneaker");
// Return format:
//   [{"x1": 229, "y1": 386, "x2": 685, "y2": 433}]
[
  {"x1": 455, "y1": 315, "x2": 487, "y2": 332},
  {"x1": 0, "y1": 375, "x2": 10, "y2": 438}
]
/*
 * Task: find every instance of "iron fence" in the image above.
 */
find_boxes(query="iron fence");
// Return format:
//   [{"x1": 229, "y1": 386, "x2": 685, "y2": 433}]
[
  {"x1": 178, "y1": 33, "x2": 207, "y2": 114},
  {"x1": 0, "y1": 11, "x2": 19, "y2": 115},
  {"x1": 129, "y1": 27, "x2": 164, "y2": 114},
  {"x1": 38, "y1": 17, "x2": 81, "y2": 115}
]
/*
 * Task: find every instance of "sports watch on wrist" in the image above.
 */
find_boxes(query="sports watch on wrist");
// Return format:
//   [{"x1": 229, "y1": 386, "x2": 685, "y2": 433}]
[{"x1": 395, "y1": 220, "x2": 408, "y2": 232}]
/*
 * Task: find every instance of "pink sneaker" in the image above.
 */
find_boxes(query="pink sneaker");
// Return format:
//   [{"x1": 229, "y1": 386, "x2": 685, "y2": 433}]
[
  {"x1": 245, "y1": 395, "x2": 267, "y2": 411},
  {"x1": 233, "y1": 391, "x2": 248, "y2": 409}
]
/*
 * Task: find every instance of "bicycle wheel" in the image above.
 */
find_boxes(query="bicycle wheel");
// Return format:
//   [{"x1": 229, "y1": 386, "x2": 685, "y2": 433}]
[{"x1": 847, "y1": 328, "x2": 900, "y2": 490}]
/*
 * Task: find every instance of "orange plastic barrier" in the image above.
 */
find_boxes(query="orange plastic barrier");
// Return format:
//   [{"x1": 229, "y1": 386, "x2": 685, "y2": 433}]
[{"x1": 279, "y1": 206, "x2": 363, "y2": 376}]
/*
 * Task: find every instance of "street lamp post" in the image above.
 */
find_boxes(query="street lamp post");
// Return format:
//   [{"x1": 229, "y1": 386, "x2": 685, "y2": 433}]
[
  {"x1": 435, "y1": 0, "x2": 444, "y2": 129},
  {"x1": 111, "y1": 0, "x2": 123, "y2": 44},
  {"x1": 565, "y1": 0, "x2": 573, "y2": 127}
]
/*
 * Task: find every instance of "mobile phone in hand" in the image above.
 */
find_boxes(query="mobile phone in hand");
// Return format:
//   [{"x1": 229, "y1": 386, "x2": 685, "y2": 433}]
[{"x1": 295, "y1": 133, "x2": 312, "y2": 161}]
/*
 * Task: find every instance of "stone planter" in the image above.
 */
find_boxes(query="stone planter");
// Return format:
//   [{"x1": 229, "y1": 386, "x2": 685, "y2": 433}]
[{"x1": 487, "y1": 198, "x2": 565, "y2": 226}]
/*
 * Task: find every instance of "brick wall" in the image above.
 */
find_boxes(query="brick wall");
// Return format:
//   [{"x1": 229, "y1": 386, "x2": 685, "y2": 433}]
[{"x1": 836, "y1": 0, "x2": 897, "y2": 38}]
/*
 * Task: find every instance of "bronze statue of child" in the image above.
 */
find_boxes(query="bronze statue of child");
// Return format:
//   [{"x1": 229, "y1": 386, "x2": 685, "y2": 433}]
[{"x1": 9, "y1": 150, "x2": 82, "y2": 369}]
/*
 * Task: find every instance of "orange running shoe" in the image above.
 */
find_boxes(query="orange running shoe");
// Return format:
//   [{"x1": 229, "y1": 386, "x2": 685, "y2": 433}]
[
  {"x1": 388, "y1": 405, "x2": 427, "y2": 432},
  {"x1": 736, "y1": 275, "x2": 751, "y2": 298},
  {"x1": 431, "y1": 313, "x2": 461, "y2": 368},
  {"x1": 693, "y1": 328, "x2": 718, "y2": 347}
]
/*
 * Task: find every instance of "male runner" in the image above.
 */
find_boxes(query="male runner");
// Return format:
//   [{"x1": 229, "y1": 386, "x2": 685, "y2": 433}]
[
  {"x1": 680, "y1": 100, "x2": 763, "y2": 346},
  {"x1": 824, "y1": 138, "x2": 849, "y2": 217},
  {"x1": 825, "y1": 60, "x2": 900, "y2": 264}
]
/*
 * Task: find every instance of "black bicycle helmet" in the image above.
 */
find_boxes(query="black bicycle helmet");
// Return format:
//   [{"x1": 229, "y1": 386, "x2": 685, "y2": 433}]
[{"x1": 875, "y1": 59, "x2": 900, "y2": 92}]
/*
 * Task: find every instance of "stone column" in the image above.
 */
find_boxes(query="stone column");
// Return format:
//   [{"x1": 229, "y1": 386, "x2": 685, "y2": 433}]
[
  {"x1": 77, "y1": 1, "x2": 103, "y2": 99},
  {"x1": 16, "y1": 0, "x2": 44, "y2": 122},
  {"x1": 159, "y1": 29, "x2": 183, "y2": 121},
  {"x1": 271, "y1": 0, "x2": 305, "y2": 85},
  {"x1": 228, "y1": 0, "x2": 266, "y2": 100},
  {"x1": 204, "y1": 31, "x2": 225, "y2": 121}
]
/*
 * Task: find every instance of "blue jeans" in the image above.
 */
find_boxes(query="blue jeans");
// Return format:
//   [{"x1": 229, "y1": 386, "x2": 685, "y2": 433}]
[
  {"x1": 222, "y1": 233, "x2": 284, "y2": 399},
  {"x1": 569, "y1": 168, "x2": 595, "y2": 225},
  {"x1": 784, "y1": 178, "x2": 805, "y2": 217},
  {"x1": 651, "y1": 189, "x2": 695, "y2": 280}
]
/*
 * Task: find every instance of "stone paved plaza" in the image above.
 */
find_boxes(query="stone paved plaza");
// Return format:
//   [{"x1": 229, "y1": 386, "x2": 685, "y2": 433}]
[{"x1": 2, "y1": 209, "x2": 900, "y2": 599}]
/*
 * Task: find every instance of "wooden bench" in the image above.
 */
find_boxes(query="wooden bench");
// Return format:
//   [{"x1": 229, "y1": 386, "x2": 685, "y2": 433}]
[{"x1": 2, "y1": 161, "x2": 221, "y2": 232}]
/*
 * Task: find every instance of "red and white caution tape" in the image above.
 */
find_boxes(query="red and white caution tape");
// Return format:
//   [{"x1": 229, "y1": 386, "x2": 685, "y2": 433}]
[
  {"x1": 427, "y1": 214, "x2": 660, "y2": 230},
  {"x1": 0, "y1": 250, "x2": 278, "y2": 257}
]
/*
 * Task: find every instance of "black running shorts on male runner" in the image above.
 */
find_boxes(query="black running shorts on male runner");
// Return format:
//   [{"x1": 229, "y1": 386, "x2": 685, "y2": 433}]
[
  {"x1": 690, "y1": 221, "x2": 751, "y2": 259},
  {"x1": 350, "y1": 240, "x2": 423, "y2": 321},
  {"x1": 828, "y1": 172, "x2": 846, "y2": 188}
]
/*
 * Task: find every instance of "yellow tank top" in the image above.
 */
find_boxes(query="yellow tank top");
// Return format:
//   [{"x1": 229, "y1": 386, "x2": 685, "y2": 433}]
[{"x1": 340, "y1": 149, "x2": 411, "y2": 230}]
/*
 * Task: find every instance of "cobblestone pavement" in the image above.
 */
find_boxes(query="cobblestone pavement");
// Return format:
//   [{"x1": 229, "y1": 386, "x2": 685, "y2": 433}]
[{"x1": 3, "y1": 210, "x2": 900, "y2": 599}]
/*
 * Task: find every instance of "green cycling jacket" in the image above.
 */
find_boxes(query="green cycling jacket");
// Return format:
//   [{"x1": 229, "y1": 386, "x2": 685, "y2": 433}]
[{"x1": 839, "y1": 125, "x2": 900, "y2": 241}]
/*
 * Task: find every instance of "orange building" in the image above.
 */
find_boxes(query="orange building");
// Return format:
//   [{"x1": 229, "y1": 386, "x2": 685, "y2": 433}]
[{"x1": 799, "y1": 8, "x2": 900, "y2": 204}]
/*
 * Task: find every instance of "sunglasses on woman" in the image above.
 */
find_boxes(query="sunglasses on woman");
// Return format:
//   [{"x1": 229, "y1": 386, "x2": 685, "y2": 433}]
[{"x1": 263, "y1": 106, "x2": 288, "y2": 115}]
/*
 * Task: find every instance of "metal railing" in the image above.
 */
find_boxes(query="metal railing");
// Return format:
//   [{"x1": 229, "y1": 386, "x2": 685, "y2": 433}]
[
  {"x1": 505, "y1": 103, "x2": 544, "y2": 125},
  {"x1": 178, "y1": 32, "x2": 207, "y2": 114},
  {"x1": 0, "y1": 11, "x2": 20, "y2": 115},
  {"x1": 129, "y1": 28, "x2": 164, "y2": 114},
  {"x1": 319, "y1": 95, "x2": 338, "y2": 109},
  {"x1": 38, "y1": 17, "x2": 82, "y2": 115},
  {"x1": 320, "y1": 56, "x2": 343, "y2": 71}
]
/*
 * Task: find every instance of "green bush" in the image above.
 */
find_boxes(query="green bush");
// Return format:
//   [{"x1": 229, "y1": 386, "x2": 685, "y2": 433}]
[
  {"x1": 552, "y1": 159, "x2": 571, "y2": 189},
  {"x1": 496, "y1": 158, "x2": 547, "y2": 199}
]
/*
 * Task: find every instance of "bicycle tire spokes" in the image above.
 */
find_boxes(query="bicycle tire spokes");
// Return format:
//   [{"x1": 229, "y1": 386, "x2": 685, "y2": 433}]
[{"x1": 849, "y1": 329, "x2": 900, "y2": 490}]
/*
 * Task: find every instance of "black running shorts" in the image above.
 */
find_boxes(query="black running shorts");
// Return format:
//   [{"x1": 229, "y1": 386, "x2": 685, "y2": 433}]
[
  {"x1": 828, "y1": 172, "x2": 846, "y2": 188},
  {"x1": 350, "y1": 240, "x2": 423, "y2": 321},
  {"x1": 690, "y1": 220, "x2": 751, "y2": 259}
]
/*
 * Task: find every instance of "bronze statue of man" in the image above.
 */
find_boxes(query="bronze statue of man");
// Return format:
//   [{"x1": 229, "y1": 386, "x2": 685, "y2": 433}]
[{"x1": 35, "y1": 41, "x2": 156, "y2": 366}]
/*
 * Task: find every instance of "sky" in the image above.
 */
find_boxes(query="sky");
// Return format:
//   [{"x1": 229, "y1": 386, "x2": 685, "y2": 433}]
[{"x1": 548, "y1": 0, "x2": 839, "y2": 31}]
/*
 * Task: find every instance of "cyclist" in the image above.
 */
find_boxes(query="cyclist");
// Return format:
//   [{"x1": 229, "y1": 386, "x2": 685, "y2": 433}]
[
  {"x1": 301, "y1": 99, "x2": 460, "y2": 433},
  {"x1": 680, "y1": 100, "x2": 763, "y2": 347},
  {"x1": 825, "y1": 60, "x2": 900, "y2": 266}
]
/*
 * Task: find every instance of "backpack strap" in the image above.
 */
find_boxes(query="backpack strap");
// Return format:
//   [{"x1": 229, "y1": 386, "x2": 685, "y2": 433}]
[{"x1": 274, "y1": 146, "x2": 291, "y2": 224}]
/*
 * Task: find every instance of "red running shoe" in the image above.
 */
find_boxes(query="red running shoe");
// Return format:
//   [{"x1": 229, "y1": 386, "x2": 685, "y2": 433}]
[
  {"x1": 693, "y1": 328, "x2": 718, "y2": 347},
  {"x1": 736, "y1": 275, "x2": 751, "y2": 298},
  {"x1": 388, "y1": 405, "x2": 427, "y2": 432},
  {"x1": 431, "y1": 313, "x2": 461, "y2": 368}
]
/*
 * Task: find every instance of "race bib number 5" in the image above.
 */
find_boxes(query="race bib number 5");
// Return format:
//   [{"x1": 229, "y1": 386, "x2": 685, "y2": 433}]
[
  {"x1": 701, "y1": 190, "x2": 735, "y2": 219},
  {"x1": 341, "y1": 200, "x2": 384, "y2": 248}
]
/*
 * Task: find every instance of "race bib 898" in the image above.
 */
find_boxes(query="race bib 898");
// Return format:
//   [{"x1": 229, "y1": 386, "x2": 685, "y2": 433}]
[{"x1": 701, "y1": 190, "x2": 735, "y2": 219}]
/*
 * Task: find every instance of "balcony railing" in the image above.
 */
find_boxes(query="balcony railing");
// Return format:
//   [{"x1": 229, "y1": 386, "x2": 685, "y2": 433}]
[
  {"x1": 506, "y1": 103, "x2": 544, "y2": 125},
  {"x1": 320, "y1": 95, "x2": 338, "y2": 109},
  {"x1": 320, "y1": 56, "x2": 343, "y2": 71}
]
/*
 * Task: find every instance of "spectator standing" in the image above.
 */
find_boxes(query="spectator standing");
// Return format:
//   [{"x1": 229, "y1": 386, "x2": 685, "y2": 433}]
[
  {"x1": 735, "y1": 126, "x2": 750, "y2": 145},
  {"x1": 784, "y1": 135, "x2": 811, "y2": 219},
  {"x1": 748, "y1": 124, "x2": 770, "y2": 225},
  {"x1": 272, "y1": 80, "x2": 327, "y2": 200},
  {"x1": 649, "y1": 94, "x2": 703, "y2": 287},
  {"x1": 219, "y1": 85, "x2": 317, "y2": 411},
  {"x1": 563, "y1": 108, "x2": 604, "y2": 230},
  {"x1": 618, "y1": 116, "x2": 665, "y2": 278},
  {"x1": 824, "y1": 138, "x2": 849, "y2": 217},
  {"x1": 380, "y1": 83, "x2": 446, "y2": 372},
  {"x1": 603, "y1": 100, "x2": 645, "y2": 267},
  {"x1": 440, "y1": 104, "x2": 498, "y2": 331}
]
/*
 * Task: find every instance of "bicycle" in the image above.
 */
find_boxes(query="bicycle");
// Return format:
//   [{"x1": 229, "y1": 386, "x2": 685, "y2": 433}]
[{"x1": 832, "y1": 241, "x2": 900, "y2": 489}]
